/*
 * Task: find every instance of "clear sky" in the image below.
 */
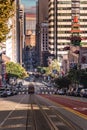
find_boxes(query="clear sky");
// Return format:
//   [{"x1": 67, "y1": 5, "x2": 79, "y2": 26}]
[
  {"x1": 21, "y1": 0, "x2": 37, "y2": 7},
  {"x1": 21, "y1": 0, "x2": 37, "y2": 13}
]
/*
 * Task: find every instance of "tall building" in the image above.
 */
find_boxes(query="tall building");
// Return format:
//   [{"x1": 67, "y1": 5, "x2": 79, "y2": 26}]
[
  {"x1": 40, "y1": 21, "x2": 49, "y2": 66},
  {"x1": 6, "y1": 0, "x2": 25, "y2": 65},
  {"x1": 6, "y1": 0, "x2": 20, "y2": 63},
  {"x1": 25, "y1": 13, "x2": 36, "y2": 47},
  {"x1": 36, "y1": 0, "x2": 49, "y2": 65},
  {"x1": 79, "y1": 0, "x2": 87, "y2": 46},
  {"x1": 48, "y1": 0, "x2": 87, "y2": 71},
  {"x1": 36, "y1": 0, "x2": 48, "y2": 24},
  {"x1": 48, "y1": 0, "x2": 71, "y2": 61}
]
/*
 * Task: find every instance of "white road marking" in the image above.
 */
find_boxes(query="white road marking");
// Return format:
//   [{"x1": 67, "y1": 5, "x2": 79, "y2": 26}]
[{"x1": 73, "y1": 107, "x2": 87, "y2": 111}]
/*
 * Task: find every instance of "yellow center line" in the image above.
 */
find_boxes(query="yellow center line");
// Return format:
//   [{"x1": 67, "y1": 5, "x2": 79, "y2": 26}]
[{"x1": 41, "y1": 96, "x2": 87, "y2": 120}]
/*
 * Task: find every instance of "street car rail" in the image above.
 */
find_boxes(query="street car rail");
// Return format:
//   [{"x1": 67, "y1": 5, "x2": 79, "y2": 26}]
[
  {"x1": 26, "y1": 95, "x2": 37, "y2": 130},
  {"x1": 36, "y1": 95, "x2": 83, "y2": 130}
]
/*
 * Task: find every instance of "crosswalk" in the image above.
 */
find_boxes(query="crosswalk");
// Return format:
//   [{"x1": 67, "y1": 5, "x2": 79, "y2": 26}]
[{"x1": 18, "y1": 87, "x2": 56, "y2": 95}]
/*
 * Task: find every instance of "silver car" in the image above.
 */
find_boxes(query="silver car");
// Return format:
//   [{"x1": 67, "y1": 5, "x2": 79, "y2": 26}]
[{"x1": 80, "y1": 88, "x2": 87, "y2": 97}]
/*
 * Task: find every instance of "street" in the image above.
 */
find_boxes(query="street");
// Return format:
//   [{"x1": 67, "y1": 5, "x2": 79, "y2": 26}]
[
  {"x1": 1, "y1": 1, "x2": 87, "y2": 130},
  {"x1": 0, "y1": 90, "x2": 87, "y2": 130}
]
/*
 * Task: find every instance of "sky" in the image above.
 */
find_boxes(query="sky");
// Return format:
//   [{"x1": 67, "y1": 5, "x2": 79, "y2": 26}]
[{"x1": 21, "y1": 0, "x2": 37, "y2": 13}]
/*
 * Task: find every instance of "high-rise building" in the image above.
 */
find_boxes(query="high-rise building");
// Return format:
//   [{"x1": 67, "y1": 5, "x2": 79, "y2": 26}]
[
  {"x1": 79, "y1": 0, "x2": 87, "y2": 46},
  {"x1": 48, "y1": 0, "x2": 71, "y2": 61},
  {"x1": 36, "y1": 0, "x2": 49, "y2": 65},
  {"x1": 36, "y1": 0, "x2": 48, "y2": 24},
  {"x1": 36, "y1": 0, "x2": 87, "y2": 69},
  {"x1": 6, "y1": 0, "x2": 20, "y2": 63},
  {"x1": 40, "y1": 21, "x2": 49, "y2": 66},
  {"x1": 6, "y1": 0, "x2": 19, "y2": 63},
  {"x1": 6, "y1": 0, "x2": 25, "y2": 65},
  {"x1": 48, "y1": 0, "x2": 87, "y2": 71},
  {"x1": 25, "y1": 13, "x2": 36, "y2": 47}
]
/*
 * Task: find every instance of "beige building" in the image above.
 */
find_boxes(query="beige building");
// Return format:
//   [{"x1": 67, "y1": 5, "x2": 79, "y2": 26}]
[
  {"x1": 48, "y1": 0, "x2": 87, "y2": 72},
  {"x1": 25, "y1": 32, "x2": 35, "y2": 47},
  {"x1": 48, "y1": 0, "x2": 71, "y2": 60},
  {"x1": 25, "y1": 13, "x2": 36, "y2": 47},
  {"x1": 6, "y1": 0, "x2": 25, "y2": 64},
  {"x1": 36, "y1": 0, "x2": 87, "y2": 69}
]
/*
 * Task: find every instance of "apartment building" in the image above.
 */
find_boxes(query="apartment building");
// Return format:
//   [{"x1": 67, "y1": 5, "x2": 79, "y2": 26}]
[
  {"x1": 48, "y1": 0, "x2": 71, "y2": 61},
  {"x1": 48, "y1": 0, "x2": 87, "y2": 72},
  {"x1": 69, "y1": 0, "x2": 87, "y2": 69},
  {"x1": 80, "y1": 0, "x2": 87, "y2": 45}
]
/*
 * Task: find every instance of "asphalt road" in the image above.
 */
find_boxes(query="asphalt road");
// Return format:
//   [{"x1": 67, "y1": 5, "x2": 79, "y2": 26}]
[{"x1": 0, "y1": 93, "x2": 87, "y2": 130}]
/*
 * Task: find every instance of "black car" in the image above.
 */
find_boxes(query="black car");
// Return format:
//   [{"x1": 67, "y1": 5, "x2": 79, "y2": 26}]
[{"x1": 1, "y1": 90, "x2": 7, "y2": 97}]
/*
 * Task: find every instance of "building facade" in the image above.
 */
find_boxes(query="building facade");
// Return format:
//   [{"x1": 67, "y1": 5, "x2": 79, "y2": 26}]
[
  {"x1": 6, "y1": 1, "x2": 18, "y2": 63},
  {"x1": 40, "y1": 22, "x2": 49, "y2": 66},
  {"x1": 48, "y1": 0, "x2": 87, "y2": 72},
  {"x1": 6, "y1": 1, "x2": 25, "y2": 65},
  {"x1": 25, "y1": 13, "x2": 36, "y2": 47},
  {"x1": 36, "y1": 0, "x2": 49, "y2": 65},
  {"x1": 48, "y1": 0, "x2": 71, "y2": 60}
]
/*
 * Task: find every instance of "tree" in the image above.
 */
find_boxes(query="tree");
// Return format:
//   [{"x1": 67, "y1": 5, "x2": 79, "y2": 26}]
[
  {"x1": 6, "y1": 62, "x2": 28, "y2": 79},
  {"x1": 0, "y1": 0, "x2": 14, "y2": 42},
  {"x1": 67, "y1": 68, "x2": 87, "y2": 88},
  {"x1": 54, "y1": 76, "x2": 71, "y2": 89},
  {"x1": 79, "y1": 72, "x2": 87, "y2": 88},
  {"x1": 67, "y1": 69, "x2": 78, "y2": 84},
  {"x1": 45, "y1": 59, "x2": 60, "y2": 76}
]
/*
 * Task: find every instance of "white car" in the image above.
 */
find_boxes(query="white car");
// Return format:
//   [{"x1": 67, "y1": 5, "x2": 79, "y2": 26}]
[
  {"x1": 57, "y1": 89, "x2": 65, "y2": 95},
  {"x1": 80, "y1": 88, "x2": 87, "y2": 97}
]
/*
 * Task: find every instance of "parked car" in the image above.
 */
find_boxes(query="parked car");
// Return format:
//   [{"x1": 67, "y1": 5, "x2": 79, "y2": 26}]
[
  {"x1": 0, "y1": 87, "x2": 13, "y2": 97},
  {"x1": 66, "y1": 88, "x2": 75, "y2": 96},
  {"x1": 73, "y1": 87, "x2": 83, "y2": 96},
  {"x1": 1, "y1": 90, "x2": 7, "y2": 97},
  {"x1": 12, "y1": 90, "x2": 18, "y2": 95},
  {"x1": 6, "y1": 88, "x2": 13, "y2": 96},
  {"x1": 0, "y1": 88, "x2": 6, "y2": 97},
  {"x1": 57, "y1": 89, "x2": 65, "y2": 95},
  {"x1": 80, "y1": 88, "x2": 87, "y2": 97}
]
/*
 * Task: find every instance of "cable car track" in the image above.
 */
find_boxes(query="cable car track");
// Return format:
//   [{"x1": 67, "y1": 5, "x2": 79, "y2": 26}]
[
  {"x1": 26, "y1": 95, "x2": 83, "y2": 130},
  {"x1": 0, "y1": 94, "x2": 84, "y2": 130},
  {"x1": 26, "y1": 95, "x2": 37, "y2": 130},
  {"x1": 26, "y1": 94, "x2": 56, "y2": 130},
  {"x1": 26, "y1": 94, "x2": 82, "y2": 130}
]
